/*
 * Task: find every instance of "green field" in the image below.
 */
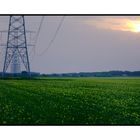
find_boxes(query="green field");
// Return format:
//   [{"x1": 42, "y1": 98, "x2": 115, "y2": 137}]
[{"x1": 0, "y1": 77, "x2": 140, "y2": 125}]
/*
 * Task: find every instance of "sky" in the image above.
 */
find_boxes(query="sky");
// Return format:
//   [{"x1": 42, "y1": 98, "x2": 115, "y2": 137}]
[{"x1": 0, "y1": 16, "x2": 140, "y2": 74}]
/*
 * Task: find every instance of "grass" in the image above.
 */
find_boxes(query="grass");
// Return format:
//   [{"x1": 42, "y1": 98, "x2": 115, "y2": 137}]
[{"x1": 0, "y1": 77, "x2": 140, "y2": 125}]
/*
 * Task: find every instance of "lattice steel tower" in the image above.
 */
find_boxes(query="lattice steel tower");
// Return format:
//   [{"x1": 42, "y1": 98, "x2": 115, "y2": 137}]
[{"x1": 3, "y1": 16, "x2": 30, "y2": 77}]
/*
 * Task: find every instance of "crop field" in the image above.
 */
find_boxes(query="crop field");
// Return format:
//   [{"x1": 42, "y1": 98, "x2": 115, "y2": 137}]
[{"x1": 0, "y1": 77, "x2": 140, "y2": 125}]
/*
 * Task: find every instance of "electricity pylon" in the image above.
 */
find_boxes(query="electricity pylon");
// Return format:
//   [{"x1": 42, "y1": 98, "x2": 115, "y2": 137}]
[{"x1": 3, "y1": 15, "x2": 31, "y2": 77}]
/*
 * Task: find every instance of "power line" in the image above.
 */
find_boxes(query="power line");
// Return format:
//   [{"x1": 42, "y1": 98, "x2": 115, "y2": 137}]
[
  {"x1": 29, "y1": 16, "x2": 45, "y2": 56},
  {"x1": 37, "y1": 16, "x2": 65, "y2": 56},
  {"x1": 34, "y1": 16, "x2": 45, "y2": 46}
]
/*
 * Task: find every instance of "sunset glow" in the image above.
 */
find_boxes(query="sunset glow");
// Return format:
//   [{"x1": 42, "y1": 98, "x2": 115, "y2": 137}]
[
  {"x1": 133, "y1": 23, "x2": 140, "y2": 32},
  {"x1": 126, "y1": 21, "x2": 140, "y2": 32},
  {"x1": 85, "y1": 17, "x2": 140, "y2": 33}
]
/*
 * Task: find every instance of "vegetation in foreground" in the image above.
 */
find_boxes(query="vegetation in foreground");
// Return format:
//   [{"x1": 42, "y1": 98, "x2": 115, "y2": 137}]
[{"x1": 0, "y1": 77, "x2": 140, "y2": 125}]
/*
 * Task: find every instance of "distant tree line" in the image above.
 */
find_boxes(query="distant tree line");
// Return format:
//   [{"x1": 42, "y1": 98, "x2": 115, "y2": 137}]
[
  {"x1": 46, "y1": 71, "x2": 140, "y2": 77},
  {"x1": 1, "y1": 71, "x2": 140, "y2": 78},
  {"x1": 0, "y1": 71, "x2": 40, "y2": 78}
]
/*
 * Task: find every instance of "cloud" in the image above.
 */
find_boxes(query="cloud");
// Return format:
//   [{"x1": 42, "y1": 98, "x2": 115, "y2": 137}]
[{"x1": 83, "y1": 16, "x2": 140, "y2": 32}]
